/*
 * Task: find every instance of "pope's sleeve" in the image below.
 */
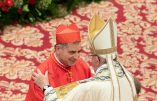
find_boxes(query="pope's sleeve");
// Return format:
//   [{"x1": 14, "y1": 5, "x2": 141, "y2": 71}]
[{"x1": 44, "y1": 87, "x2": 62, "y2": 101}]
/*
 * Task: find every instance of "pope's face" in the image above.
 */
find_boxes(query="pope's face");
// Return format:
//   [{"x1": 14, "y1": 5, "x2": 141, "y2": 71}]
[
  {"x1": 56, "y1": 42, "x2": 81, "y2": 67},
  {"x1": 89, "y1": 53, "x2": 106, "y2": 72},
  {"x1": 90, "y1": 55, "x2": 101, "y2": 72}
]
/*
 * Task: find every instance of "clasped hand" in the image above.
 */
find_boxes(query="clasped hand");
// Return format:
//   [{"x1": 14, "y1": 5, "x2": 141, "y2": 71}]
[{"x1": 32, "y1": 69, "x2": 49, "y2": 90}]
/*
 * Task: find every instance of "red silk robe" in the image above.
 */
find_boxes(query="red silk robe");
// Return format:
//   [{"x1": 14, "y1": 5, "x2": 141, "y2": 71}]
[{"x1": 25, "y1": 53, "x2": 92, "y2": 101}]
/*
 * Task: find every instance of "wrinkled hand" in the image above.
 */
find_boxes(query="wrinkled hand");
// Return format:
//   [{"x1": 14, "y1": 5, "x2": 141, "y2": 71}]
[{"x1": 32, "y1": 69, "x2": 49, "y2": 90}]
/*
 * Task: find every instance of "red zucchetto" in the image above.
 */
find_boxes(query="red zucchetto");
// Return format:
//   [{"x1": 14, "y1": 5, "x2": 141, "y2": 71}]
[{"x1": 56, "y1": 23, "x2": 81, "y2": 44}]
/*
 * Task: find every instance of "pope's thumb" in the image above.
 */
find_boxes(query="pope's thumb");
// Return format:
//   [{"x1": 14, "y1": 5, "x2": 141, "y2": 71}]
[{"x1": 45, "y1": 71, "x2": 49, "y2": 83}]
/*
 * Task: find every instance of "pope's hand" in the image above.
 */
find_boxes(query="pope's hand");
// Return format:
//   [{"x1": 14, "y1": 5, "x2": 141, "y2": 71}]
[{"x1": 32, "y1": 69, "x2": 49, "y2": 90}]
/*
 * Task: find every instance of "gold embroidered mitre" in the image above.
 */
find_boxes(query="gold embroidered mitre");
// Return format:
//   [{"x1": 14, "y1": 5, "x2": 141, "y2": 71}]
[{"x1": 88, "y1": 15, "x2": 118, "y2": 58}]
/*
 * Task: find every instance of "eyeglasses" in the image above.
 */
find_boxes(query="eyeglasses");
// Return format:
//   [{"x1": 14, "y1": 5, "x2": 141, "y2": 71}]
[{"x1": 88, "y1": 54, "x2": 98, "y2": 59}]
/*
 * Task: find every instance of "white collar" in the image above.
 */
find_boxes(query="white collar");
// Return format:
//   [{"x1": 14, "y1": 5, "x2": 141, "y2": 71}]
[{"x1": 95, "y1": 64, "x2": 108, "y2": 74}]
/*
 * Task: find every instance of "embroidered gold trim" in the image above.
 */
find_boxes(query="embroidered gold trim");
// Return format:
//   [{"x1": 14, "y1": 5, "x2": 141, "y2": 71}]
[
  {"x1": 55, "y1": 82, "x2": 78, "y2": 98},
  {"x1": 95, "y1": 47, "x2": 117, "y2": 55}
]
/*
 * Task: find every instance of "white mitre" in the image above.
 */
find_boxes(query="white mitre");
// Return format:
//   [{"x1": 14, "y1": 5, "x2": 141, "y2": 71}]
[{"x1": 88, "y1": 14, "x2": 117, "y2": 59}]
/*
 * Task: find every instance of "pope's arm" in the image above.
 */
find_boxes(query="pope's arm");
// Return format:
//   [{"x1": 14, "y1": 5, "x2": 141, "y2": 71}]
[{"x1": 43, "y1": 87, "x2": 62, "y2": 101}]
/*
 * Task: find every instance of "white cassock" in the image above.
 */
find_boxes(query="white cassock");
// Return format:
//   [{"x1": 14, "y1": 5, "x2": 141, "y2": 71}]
[
  {"x1": 43, "y1": 62, "x2": 137, "y2": 101},
  {"x1": 64, "y1": 64, "x2": 136, "y2": 101}
]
